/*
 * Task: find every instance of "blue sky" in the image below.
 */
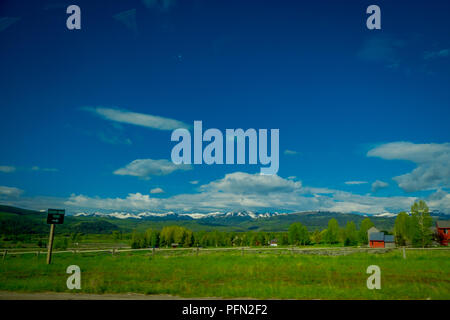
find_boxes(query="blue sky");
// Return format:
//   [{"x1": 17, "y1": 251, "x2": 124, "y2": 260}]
[{"x1": 0, "y1": 0, "x2": 449, "y2": 215}]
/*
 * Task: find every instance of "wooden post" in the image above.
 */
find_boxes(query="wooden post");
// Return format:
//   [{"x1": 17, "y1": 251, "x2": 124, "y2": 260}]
[
  {"x1": 46, "y1": 224, "x2": 55, "y2": 264},
  {"x1": 152, "y1": 247, "x2": 155, "y2": 256},
  {"x1": 2, "y1": 250, "x2": 7, "y2": 261},
  {"x1": 402, "y1": 247, "x2": 406, "y2": 259},
  {"x1": 196, "y1": 246, "x2": 199, "y2": 256},
  {"x1": 36, "y1": 250, "x2": 40, "y2": 258},
  {"x1": 241, "y1": 247, "x2": 244, "y2": 256},
  {"x1": 112, "y1": 248, "x2": 115, "y2": 256}
]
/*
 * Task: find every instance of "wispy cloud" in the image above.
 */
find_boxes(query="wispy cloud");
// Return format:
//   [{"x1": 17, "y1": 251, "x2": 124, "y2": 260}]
[
  {"x1": 0, "y1": 166, "x2": 16, "y2": 173},
  {"x1": 97, "y1": 131, "x2": 132, "y2": 145},
  {"x1": 31, "y1": 166, "x2": 59, "y2": 172},
  {"x1": 284, "y1": 149, "x2": 299, "y2": 155},
  {"x1": 357, "y1": 35, "x2": 405, "y2": 67},
  {"x1": 114, "y1": 159, "x2": 192, "y2": 179},
  {"x1": 345, "y1": 181, "x2": 368, "y2": 185},
  {"x1": 150, "y1": 187, "x2": 164, "y2": 194},
  {"x1": 142, "y1": 0, "x2": 176, "y2": 11},
  {"x1": 86, "y1": 107, "x2": 190, "y2": 131},
  {"x1": 189, "y1": 180, "x2": 199, "y2": 185},
  {"x1": 0, "y1": 186, "x2": 23, "y2": 198},
  {"x1": 368, "y1": 142, "x2": 450, "y2": 192},
  {"x1": 371, "y1": 180, "x2": 389, "y2": 193},
  {"x1": 424, "y1": 48, "x2": 449, "y2": 60},
  {"x1": 113, "y1": 9, "x2": 138, "y2": 35},
  {"x1": 0, "y1": 17, "x2": 20, "y2": 32}
]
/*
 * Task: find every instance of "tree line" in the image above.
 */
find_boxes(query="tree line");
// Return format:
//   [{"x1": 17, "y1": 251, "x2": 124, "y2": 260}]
[
  {"x1": 130, "y1": 200, "x2": 438, "y2": 249},
  {"x1": 129, "y1": 217, "x2": 378, "y2": 249}
]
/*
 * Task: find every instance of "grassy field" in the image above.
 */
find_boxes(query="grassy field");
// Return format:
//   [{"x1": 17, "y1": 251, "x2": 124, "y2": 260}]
[{"x1": 0, "y1": 248, "x2": 449, "y2": 299}]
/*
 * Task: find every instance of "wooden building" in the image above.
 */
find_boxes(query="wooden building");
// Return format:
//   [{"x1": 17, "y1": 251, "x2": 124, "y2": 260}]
[{"x1": 436, "y1": 221, "x2": 450, "y2": 246}]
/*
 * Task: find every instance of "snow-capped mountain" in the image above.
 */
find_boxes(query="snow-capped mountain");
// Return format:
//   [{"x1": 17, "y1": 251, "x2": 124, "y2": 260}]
[
  {"x1": 74, "y1": 210, "x2": 288, "y2": 220},
  {"x1": 72, "y1": 209, "x2": 449, "y2": 221}
]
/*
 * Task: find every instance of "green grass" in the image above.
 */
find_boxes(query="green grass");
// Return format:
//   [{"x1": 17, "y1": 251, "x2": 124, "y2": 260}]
[{"x1": 0, "y1": 249, "x2": 449, "y2": 299}]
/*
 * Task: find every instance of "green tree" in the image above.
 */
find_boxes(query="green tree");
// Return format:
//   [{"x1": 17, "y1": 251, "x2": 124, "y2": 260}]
[
  {"x1": 359, "y1": 217, "x2": 374, "y2": 244},
  {"x1": 288, "y1": 223, "x2": 310, "y2": 245},
  {"x1": 410, "y1": 200, "x2": 433, "y2": 247},
  {"x1": 344, "y1": 221, "x2": 358, "y2": 246},
  {"x1": 310, "y1": 230, "x2": 322, "y2": 244},
  {"x1": 394, "y1": 211, "x2": 410, "y2": 246},
  {"x1": 130, "y1": 231, "x2": 141, "y2": 249},
  {"x1": 323, "y1": 219, "x2": 339, "y2": 244}
]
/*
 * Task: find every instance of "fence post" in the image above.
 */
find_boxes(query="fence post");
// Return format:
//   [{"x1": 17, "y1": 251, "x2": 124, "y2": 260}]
[
  {"x1": 36, "y1": 250, "x2": 40, "y2": 258},
  {"x1": 152, "y1": 247, "x2": 155, "y2": 256},
  {"x1": 241, "y1": 247, "x2": 244, "y2": 256},
  {"x1": 196, "y1": 246, "x2": 199, "y2": 257},
  {"x1": 402, "y1": 247, "x2": 406, "y2": 259},
  {"x1": 2, "y1": 250, "x2": 7, "y2": 261},
  {"x1": 112, "y1": 248, "x2": 115, "y2": 256}
]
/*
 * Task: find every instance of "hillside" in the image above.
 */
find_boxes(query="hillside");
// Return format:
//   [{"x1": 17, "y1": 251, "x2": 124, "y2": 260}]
[{"x1": 0, "y1": 204, "x2": 405, "y2": 235}]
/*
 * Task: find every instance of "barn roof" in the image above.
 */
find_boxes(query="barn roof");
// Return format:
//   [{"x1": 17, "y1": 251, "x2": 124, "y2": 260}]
[
  {"x1": 369, "y1": 232, "x2": 385, "y2": 241},
  {"x1": 436, "y1": 221, "x2": 450, "y2": 228},
  {"x1": 384, "y1": 235, "x2": 394, "y2": 243}
]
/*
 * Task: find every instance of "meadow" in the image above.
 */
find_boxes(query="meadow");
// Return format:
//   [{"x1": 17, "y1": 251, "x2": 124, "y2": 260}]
[{"x1": 0, "y1": 248, "x2": 449, "y2": 299}]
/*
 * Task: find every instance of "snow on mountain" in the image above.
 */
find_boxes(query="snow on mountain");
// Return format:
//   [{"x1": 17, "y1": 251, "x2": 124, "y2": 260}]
[
  {"x1": 374, "y1": 212, "x2": 397, "y2": 218},
  {"x1": 73, "y1": 210, "x2": 289, "y2": 220}
]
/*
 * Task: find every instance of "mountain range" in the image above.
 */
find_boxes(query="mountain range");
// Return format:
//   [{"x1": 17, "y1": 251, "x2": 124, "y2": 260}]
[{"x1": 1, "y1": 204, "x2": 448, "y2": 235}]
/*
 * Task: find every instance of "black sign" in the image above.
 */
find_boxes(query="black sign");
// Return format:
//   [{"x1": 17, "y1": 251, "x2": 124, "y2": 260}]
[{"x1": 47, "y1": 209, "x2": 65, "y2": 224}]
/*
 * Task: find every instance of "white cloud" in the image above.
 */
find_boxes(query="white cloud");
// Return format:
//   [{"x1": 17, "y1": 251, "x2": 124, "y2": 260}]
[
  {"x1": 284, "y1": 149, "x2": 299, "y2": 155},
  {"x1": 368, "y1": 142, "x2": 450, "y2": 192},
  {"x1": 427, "y1": 189, "x2": 450, "y2": 212},
  {"x1": 114, "y1": 159, "x2": 191, "y2": 179},
  {"x1": 65, "y1": 193, "x2": 161, "y2": 211},
  {"x1": 424, "y1": 49, "x2": 449, "y2": 60},
  {"x1": 189, "y1": 180, "x2": 199, "y2": 185},
  {"x1": 150, "y1": 187, "x2": 164, "y2": 194},
  {"x1": 0, "y1": 166, "x2": 16, "y2": 173},
  {"x1": 200, "y1": 172, "x2": 302, "y2": 195},
  {"x1": 60, "y1": 178, "x2": 420, "y2": 214},
  {"x1": 86, "y1": 107, "x2": 190, "y2": 131},
  {"x1": 345, "y1": 181, "x2": 368, "y2": 185},
  {"x1": 2, "y1": 171, "x2": 431, "y2": 214},
  {"x1": 371, "y1": 180, "x2": 389, "y2": 193},
  {"x1": 0, "y1": 186, "x2": 23, "y2": 198}
]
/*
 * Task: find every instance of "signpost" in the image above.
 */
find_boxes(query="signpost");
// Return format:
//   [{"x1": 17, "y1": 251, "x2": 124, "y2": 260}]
[{"x1": 46, "y1": 209, "x2": 65, "y2": 264}]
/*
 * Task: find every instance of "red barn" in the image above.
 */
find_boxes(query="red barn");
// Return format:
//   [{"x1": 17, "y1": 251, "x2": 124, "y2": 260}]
[
  {"x1": 436, "y1": 221, "x2": 450, "y2": 246},
  {"x1": 369, "y1": 232, "x2": 385, "y2": 248}
]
